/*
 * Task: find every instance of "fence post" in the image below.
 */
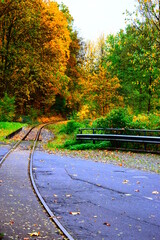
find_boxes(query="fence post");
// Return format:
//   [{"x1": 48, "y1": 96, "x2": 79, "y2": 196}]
[
  {"x1": 144, "y1": 130, "x2": 147, "y2": 151},
  {"x1": 79, "y1": 129, "x2": 82, "y2": 143},
  {"x1": 93, "y1": 129, "x2": 95, "y2": 144}
]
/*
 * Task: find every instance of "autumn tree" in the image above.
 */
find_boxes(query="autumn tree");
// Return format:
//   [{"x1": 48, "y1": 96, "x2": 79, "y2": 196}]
[
  {"x1": 52, "y1": 3, "x2": 85, "y2": 116},
  {"x1": 79, "y1": 40, "x2": 122, "y2": 117},
  {"x1": 0, "y1": 0, "x2": 71, "y2": 115},
  {"x1": 85, "y1": 65, "x2": 122, "y2": 116}
]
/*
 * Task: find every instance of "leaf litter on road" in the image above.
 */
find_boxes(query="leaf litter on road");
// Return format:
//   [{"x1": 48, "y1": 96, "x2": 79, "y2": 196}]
[{"x1": 69, "y1": 211, "x2": 80, "y2": 215}]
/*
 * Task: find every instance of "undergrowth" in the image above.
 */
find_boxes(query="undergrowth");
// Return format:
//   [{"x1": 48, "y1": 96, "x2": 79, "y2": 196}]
[
  {"x1": 0, "y1": 122, "x2": 27, "y2": 141},
  {"x1": 46, "y1": 120, "x2": 111, "y2": 151},
  {"x1": 46, "y1": 109, "x2": 160, "y2": 151}
]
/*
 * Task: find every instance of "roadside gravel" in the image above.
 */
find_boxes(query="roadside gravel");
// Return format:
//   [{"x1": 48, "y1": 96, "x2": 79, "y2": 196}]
[{"x1": 45, "y1": 149, "x2": 160, "y2": 174}]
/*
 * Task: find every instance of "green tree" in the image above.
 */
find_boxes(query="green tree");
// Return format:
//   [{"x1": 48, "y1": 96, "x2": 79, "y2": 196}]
[
  {"x1": 104, "y1": 23, "x2": 160, "y2": 113},
  {"x1": 0, "y1": 93, "x2": 15, "y2": 121}
]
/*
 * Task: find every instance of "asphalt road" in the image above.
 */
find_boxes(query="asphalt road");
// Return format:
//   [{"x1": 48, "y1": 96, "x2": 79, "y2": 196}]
[
  {"x1": 0, "y1": 143, "x2": 11, "y2": 162},
  {"x1": 0, "y1": 144, "x2": 65, "y2": 240},
  {"x1": 33, "y1": 150, "x2": 160, "y2": 240}
]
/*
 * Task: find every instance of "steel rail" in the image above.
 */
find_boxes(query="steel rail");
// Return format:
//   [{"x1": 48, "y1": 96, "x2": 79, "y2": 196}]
[
  {"x1": 0, "y1": 123, "x2": 74, "y2": 239},
  {"x1": 29, "y1": 124, "x2": 75, "y2": 240},
  {"x1": 0, "y1": 126, "x2": 36, "y2": 166}
]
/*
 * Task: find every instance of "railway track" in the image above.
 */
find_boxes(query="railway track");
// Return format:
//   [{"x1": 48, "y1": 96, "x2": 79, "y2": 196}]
[{"x1": 0, "y1": 124, "x2": 74, "y2": 240}]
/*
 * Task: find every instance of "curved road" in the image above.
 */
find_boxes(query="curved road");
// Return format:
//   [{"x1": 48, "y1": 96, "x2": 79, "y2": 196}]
[
  {"x1": 33, "y1": 149, "x2": 160, "y2": 240},
  {"x1": 0, "y1": 140, "x2": 160, "y2": 240},
  {"x1": 0, "y1": 142, "x2": 64, "y2": 240}
]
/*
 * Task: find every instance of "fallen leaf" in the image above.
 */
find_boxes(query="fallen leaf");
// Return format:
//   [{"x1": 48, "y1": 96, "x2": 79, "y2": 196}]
[
  {"x1": 122, "y1": 180, "x2": 129, "y2": 184},
  {"x1": 144, "y1": 197, "x2": 153, "y2": 200},
  {"x1": 10, "y1": 220, "x2": 14, "y2": 225},
  {"x1": 152, "y1": 191, "x2": 159, "y2": 195},
  {"x1": 29, "y1": 232, "x2": 40, "y2": 237},
  {"x1": 125, "y1": 194, "x2": 132, "y2": 197},
  {"x1": 73, "y1": 174, "x2": 77, "y2": 177},
  {"x1": 96, "y1": 184, "x2": 101, "y2": 187},
  {"x1": 66, "y1": 194, "x2": 72, "y2": 198},
  {"x1": 103, "y1": 222, "x2": 111, "y2": 226},
  {"x1": 134, "y1": 189, "x2": 140, "y2": 192},
  {"x1": 69, "y1": 211, "x2": 80, "y2": 215}
]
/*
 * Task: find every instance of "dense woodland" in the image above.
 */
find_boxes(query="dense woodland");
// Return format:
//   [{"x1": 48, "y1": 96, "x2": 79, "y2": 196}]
[{"x1": 0, "y1": 0, "x2": 160, "y2": 122}]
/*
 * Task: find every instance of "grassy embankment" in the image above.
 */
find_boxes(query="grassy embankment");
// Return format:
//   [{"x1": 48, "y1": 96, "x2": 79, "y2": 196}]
[{"x1": 0, "y1": 122, "x2": 27, "y2": 141}]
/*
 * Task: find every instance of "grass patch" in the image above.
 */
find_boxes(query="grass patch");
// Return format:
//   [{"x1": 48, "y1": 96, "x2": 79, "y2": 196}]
[
  {"x1": 0, "y1": 122, "x2": 27, "y2": 141},
  {"x1": 46, "y1": 121, "x2": 73, "y2": 149},
  {"x1": 68, "y1": 141, "x2": 110, "y2": 150},
  {"x1": 46, "y1": 121, "x2": 111, "y2": 151},
  {"x1": 46, "y1": 124, "x2": 76, "y2": 149}
]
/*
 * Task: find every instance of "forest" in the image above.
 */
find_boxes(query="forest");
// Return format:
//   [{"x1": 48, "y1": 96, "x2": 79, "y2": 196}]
[{"x1": 0, "y1": 0, "x2": 160, "y2": 124}]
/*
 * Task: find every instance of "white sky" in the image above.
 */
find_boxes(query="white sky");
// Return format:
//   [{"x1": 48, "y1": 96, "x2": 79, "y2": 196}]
[{"x1": 55, "y1": 0, "x2": 137, "y2": 42}]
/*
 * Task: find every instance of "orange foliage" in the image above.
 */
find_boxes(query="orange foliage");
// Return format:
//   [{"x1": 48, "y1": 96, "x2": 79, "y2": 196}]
[{"x1": 0, "y1": 0, "x2": 71, "y2": 114}]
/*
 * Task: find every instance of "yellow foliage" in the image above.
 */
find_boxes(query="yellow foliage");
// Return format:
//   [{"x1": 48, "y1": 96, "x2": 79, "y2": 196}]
[
  {"x1": 133, "y1": 114, "x2": 148, "y2": 123},
  {"x1": 77, "y1": 105, "x2": 90, "y2": 120}
]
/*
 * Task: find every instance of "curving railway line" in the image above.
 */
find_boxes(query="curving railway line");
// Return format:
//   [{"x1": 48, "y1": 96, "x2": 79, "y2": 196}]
[
  {"x1": 0, "y1": 124, "x2": 74, "y2": 240},
  {"x1": 1, "y1": 125, "x2": 160, "y2": 240}
]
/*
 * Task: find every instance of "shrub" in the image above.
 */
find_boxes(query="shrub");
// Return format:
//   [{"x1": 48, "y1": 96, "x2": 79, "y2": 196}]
[
  {"x1": 69, "y1": 141, "x2": 110, "y2": 150},
  {"x1": 29, "y1": 107, "x2": 38, "y2": 121},
  {"x1": 59, "y1": 120, "x2": 83, "y2": 134},
  {"x1": 21, "y1": 115, "x2": 32, "y2": 124},
  {"x1": 61, "y1": 139, "x2": 77, "y2": 148},
  {"x1": 148, "y1": 113, "x2": 160, "y2": 129},
  {"x1": 106, "y1": 108, "x2": 132, "y2": 128},
  {"x1": 92, "y1": 117, "x2": 109, "y2": 128},
  {"x1": 92, "y1": 108, "x2": 133, "y2": 129},
  {"x1": 21, "y1": 108, "x2": 39, "y2": 124},
  {"x1": 131, "y1": 113, "x2": 160, "y2": 129},
  {"x1": 0, "y1": 93, "x2": 15, "y2": 122}
]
